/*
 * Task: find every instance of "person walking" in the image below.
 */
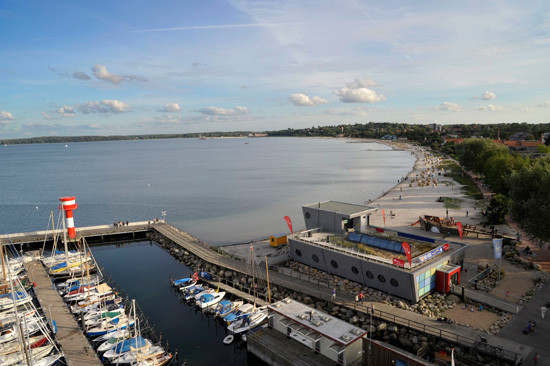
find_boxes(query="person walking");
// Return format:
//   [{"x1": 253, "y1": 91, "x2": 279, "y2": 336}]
[
  {"x1": 355, "y1": 295, "x2": 358, "y2": 303},
  {"x1": 359, "y1": 291, "x2": 364, "y2": 304},
  {"x1": 533, "y1": 352, "x2": 540, "y2": 365},
  {"x1": 541, "y1": 306, "x2": 547, "y2": 319},
  {"x1": 332, "y1": 288, "x2": 336, "y2": 302}
]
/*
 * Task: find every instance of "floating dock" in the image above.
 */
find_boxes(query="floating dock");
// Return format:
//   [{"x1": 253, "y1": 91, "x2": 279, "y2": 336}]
[{"x1": 25, "y1": 257, "x2": 102, "y2": 366}]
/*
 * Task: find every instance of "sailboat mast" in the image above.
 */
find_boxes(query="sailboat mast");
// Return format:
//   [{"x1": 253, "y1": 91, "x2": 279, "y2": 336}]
[
  {"x1": 61, "y1": 209, "x2": 68, "y2": 263},
  {"x1": 265, "y1": 255, "x2": 271, "y2": 304},
  {"x1": 251, "y1": 245, "x2": 256, "y2": 307},
  {"x1": 7, "y1": 255, "x2": 31, "y2": 366},
  {"x1": 1, "y1": 245, "x2": 6, "y2": 286}
]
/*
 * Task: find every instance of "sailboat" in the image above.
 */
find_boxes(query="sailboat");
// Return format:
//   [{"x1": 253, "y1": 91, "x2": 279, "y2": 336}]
[
  {"x1": 43, "y1": 198, "x2": 98, "y2": 279},
  {"x1": 1, "y1": 253, "x2": 64, "y2": 364},
  {"x1": 224, "y1": 244, "x2": 268, "y2": 343}
]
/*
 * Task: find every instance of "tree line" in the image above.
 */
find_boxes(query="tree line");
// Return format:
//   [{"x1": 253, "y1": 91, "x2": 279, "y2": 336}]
[{"x1": 453, "y1": 138, "x2": 550, "y2": 247}]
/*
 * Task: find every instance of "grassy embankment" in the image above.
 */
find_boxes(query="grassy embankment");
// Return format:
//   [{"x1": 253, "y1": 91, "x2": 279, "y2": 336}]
[{"x1": 438, "y1": 160, "x2": 484, "y2": 200}]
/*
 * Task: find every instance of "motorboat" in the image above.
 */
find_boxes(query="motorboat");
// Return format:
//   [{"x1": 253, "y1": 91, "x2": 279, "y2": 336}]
[
  {"x1": 181, "y1": 286, "x2": 204, "y2": 301},
  {"x1": 213, "y1": 300, "x2": 243, "y2": 317},
  {"x1": 196, "y1": 291, "x2": 225, "y2": 309},
  {"x1": 224, "y1": 303, "x2": 254, "y2": 324},
  {"x1": 227, "y1": 308, "x2": 267, "y2": 334}
]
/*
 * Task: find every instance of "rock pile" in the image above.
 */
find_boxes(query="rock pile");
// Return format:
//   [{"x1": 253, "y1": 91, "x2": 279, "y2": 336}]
[{"x1": 475, "y1": 267, "x2": 505, "y2": 291}]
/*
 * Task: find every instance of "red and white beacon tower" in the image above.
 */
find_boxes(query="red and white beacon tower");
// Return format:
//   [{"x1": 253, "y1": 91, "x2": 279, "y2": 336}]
[{"x1": 59, "y1": 196, "x2": 78, "y2": 239}]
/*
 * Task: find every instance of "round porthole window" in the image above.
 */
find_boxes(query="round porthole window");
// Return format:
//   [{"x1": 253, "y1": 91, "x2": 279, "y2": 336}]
[
  {"x1": 330, "y1": 260, "x2": 338, "y2": 269},
  {"x1": 378, "y1": 274, "x2": 386, "y2": 283},
  {"x1": 312, "y1": 254, "x2": 319, "y2": 263},
  {"x1": 295, "y1": 249, "x2": 302, "y2": 257},
  {"x1": 366, "y1": 271, "x2": 374, "y2": 279},
  {"x1": 305, "y1": 212, "x2": 311, "y2": 219},
  {"x1": 351, "y1": 266, "x2": 359, "y2": 274},
  {"x1": 390, "y1": 278, "x2": 399, "y2": 287}
]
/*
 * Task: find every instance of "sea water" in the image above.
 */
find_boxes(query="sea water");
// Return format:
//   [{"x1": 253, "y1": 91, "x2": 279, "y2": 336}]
[
  {"x1": 0, "y1": 137, "x2": 414, "y2": 244},
  {"x1": 1, "y1": 137, "x2": 415, "y2": 365}
]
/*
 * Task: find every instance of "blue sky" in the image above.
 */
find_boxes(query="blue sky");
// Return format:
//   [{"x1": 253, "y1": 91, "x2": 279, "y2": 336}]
[{"x1": 1, "y1": 0, "x2": 549, "y2": 138}]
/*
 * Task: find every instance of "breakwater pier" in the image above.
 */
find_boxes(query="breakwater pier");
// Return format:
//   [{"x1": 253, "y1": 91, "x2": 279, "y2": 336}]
[{"x1": 1, "y1": 221, "x2": 151, "y2": 249}]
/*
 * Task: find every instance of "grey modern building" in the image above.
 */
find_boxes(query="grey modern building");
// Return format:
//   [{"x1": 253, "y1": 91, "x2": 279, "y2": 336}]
[
  {"x1": 267, "y1": 297, "x2": 366, "y2": 365},
  {"x1": 302, "y1": 201, "x2": 378, "y2": 235},
  {"x1": 289, "y1": 201, "x2": 468, "y2": 303}
]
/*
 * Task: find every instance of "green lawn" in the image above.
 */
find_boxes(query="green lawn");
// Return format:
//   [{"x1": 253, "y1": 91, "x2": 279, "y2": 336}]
[{"x1": 439, "y1": 160, "x2": 484, "y2": 200}]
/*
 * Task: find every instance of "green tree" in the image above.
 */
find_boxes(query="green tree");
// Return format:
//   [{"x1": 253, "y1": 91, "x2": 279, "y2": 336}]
[
  {"x1": 483, "y1": 153, "x2": 527, "y2": 195},
  {"x1": 456, "y1": 138, "x2": 507, "y2": 173},
  {"x1": 484, "y1": 194, "x2": 510, "y2": 225},
  {"x1": 509, "y1": 157, "x2": 550, "y2": 248}
]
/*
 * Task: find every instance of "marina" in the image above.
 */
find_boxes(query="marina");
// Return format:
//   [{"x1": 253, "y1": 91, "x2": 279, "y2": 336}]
[{"x1": 2, "y1": 213, "x2": 534, "y2": 365}]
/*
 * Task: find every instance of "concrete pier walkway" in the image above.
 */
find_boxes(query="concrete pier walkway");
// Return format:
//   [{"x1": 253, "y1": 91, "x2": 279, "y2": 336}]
[{"x1": 26, "y1": 259, "x2": 102, "y2": 366}]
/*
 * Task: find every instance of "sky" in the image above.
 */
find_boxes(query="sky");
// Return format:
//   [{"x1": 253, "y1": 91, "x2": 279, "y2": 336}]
[{"x1": 1, "y1": 0, "x2": 549, "y2": 138}]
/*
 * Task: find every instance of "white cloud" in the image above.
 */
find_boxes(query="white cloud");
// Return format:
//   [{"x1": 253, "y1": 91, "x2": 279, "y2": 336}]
[
  {"x1": 346, "y1": 76, "x2": 379, "y2": 89},
  {"x1": 334, "y1": 87, "x2": 386, "y2": 103},
  {"x1": 77, "y1": 100, "x2": 132, "y2": 114},
  {"x1": 92, "y1": 65, "x2": 124, "y2": 84},
  {"x1": 159, "y1": 115, "x2": 185, "y2": 124},
  {"x1": 479, "y1": 104, "x2": 504, "y2": 111},
  {"x1": 536, "y1": 101, "x2": 550, "y2": 108},
  {"x1": 334, "y1": 77, "x2": 385, "y2": 103},
  {"x1": 434, "y1": 102, "x2": 461, "y2": 112},
  {"x1": 42, "y1": 112, "x2": 53, "y2": 120},
  {"x1": 57, "y1": 105, "x2": 75, "y2": 117},
  {"x1": 481, "y1": 91, "x2": 497, "y2": 100},
  {"x1": 197, "y1": 106, "x2": 249, "y2": 116},
  {"x1": 0, "y1": 110, "x2": 15, "y2": 123},
  {"x1": 73, "y1": 71, "x2": 91, "y2": 80},
  {"x1": 90, "y1": 65, "x2": 146, "y2": 84},
  {"x1": 289, "y1": 93, "x2": 328, "y2": 106},
  {"x1": 159, "y1": 103, "x2": 181, "y2": 112}
]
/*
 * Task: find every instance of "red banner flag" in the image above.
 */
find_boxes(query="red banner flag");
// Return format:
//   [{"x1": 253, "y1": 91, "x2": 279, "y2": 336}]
[
  {"x1": 382, "y1": 209, "x2": 386, "y2": 225},
  {"x1": 284, "y1": 216, "x2": 293, "y2": 233},
  {"x1": 456, "y1": 222, "x2": 463, "y2": 240},
  {"x1": 402, "y1": 242, "x2": 412, "y2": 267},
  {"x1": 392, "y1": 258, "x2": 405, "y2": 267}
]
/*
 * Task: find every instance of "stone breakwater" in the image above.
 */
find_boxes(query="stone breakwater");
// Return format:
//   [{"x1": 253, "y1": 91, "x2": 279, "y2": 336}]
[
  {"x1": 283, "y1": 260, "x2": 514, "y2": 335},
  {"x1": 149, "y1": 232, "x2": 514, "y2": 365}
]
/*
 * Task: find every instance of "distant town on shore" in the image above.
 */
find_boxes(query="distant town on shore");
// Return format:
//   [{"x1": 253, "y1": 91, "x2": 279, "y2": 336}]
[{"x1": 2, "y1": 122, "x2": 550, "y2": 149}]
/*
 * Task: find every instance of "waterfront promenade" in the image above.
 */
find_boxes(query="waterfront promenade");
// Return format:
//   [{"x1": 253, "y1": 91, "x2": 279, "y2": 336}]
[
  {"x1": 154, "y1": 223, "x2": 532, "y2": 363},
  {"x1": 25, "y1": 258, "x2": 102, "y2": 366}
]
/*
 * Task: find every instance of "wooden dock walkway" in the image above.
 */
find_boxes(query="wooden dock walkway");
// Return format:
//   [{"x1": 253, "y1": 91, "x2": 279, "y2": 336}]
[
  {"x1": 201, "y1": 279, "x2": 268, "y2": 307},
  {"x1": 154, "y1": 223, "x2": 532, "y2": 363},
  {"x1": 25, "y1": 259, "x2": 102, "y2": 366}
]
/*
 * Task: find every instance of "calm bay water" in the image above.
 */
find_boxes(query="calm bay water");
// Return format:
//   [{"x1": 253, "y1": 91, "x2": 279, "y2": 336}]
[
  {"x1": 91, "y1": 241, "x2": 256, "y2": 366},
  {"x1": 1, "y1": 137, "x2": 414, "y2": 244},
  {"x1": 1, "y1": 137, "x2": 415, "y2": 365}
]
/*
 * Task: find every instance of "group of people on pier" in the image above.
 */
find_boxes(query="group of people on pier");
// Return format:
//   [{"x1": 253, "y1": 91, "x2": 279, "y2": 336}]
[{"x1": 114, "y1": 220, "x2": 129, "y2": 227}]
